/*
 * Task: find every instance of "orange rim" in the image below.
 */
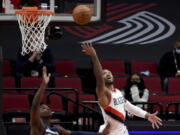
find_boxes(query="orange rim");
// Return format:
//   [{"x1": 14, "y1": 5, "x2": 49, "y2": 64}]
[{"x1": 15, "y1": 7, "x2": 54, "y2": 15}]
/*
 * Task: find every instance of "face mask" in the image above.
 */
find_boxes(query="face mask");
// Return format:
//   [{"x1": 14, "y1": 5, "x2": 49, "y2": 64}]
[
  {"x1": 131, "y1": 81, "x2": 140, "y2": 85},
  {"x1": 175, "y1": 48, "x2": 180, "y2": 54}
]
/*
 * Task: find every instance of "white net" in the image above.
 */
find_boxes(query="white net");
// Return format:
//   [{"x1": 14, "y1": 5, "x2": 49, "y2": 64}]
[{"x1": 16, "y1": 12, "x2": 53, "y2": 55}]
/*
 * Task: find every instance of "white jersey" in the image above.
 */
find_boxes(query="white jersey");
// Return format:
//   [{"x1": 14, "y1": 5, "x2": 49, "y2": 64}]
[{"x1": 99, "y1": 89, "x2": 147, "y2": 135}]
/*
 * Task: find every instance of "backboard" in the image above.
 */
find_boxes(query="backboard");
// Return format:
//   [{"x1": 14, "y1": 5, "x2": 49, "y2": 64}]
[{"x1": 0, "y1": 0, "x2": 105, "y2": 25}]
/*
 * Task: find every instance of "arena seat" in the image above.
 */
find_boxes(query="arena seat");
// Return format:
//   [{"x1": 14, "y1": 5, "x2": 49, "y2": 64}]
[
  {"x1": 149, "y1": 95, "x2": 180, "y2": 114},
  {"x1": 21, "y1": 77, "x2": 41, "y2": 88},
  {"x1": 168, "y1": 77, "x2": 180, "y2": 94},
  {"x1": 3, "y1": 94, "x2": 29, "y2": 112},
  {"x1": 47, "y1": 94, "x2": 66, "y2": 113},
  {"x1": 2, "y1": 77, "x2": 16, "y2": 93},
  {"x1": 2, "y1": 77, "x2": 15, "y2": 88},
  {"x1": 20, "y1": 77, "x2": 42, "y2": 93},
  {"x1": 143, "y1": 77, "x2": 164, "y2": 94},
  {"x1": 100, "y1": 60, "x2": 127, "y2": 76},
  {"x1": 54, "y1": 60, "x2": 77, "y2": 77},
  {"x1": 131, "y1": 61, "x2": 158, "y2": 76},
  {"x1": 113, "y1": 77, "x2": 128, "y2": 90},
  {"x1": 3, "y1": 94, "x2": 30, "y2": 122},
  {"x1": 55, "y1": 77, "x2": 83, "y2": 93}
]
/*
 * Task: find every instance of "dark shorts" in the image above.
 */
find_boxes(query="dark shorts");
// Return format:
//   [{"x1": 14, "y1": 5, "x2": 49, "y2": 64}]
[{"x1": 71, "y1": 131, "x2": 100, "y2": 135}]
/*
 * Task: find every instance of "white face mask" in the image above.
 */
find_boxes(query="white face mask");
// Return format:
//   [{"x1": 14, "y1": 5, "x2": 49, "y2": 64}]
[{"x1": 175, "y1": 48, "x2": 180, "y2": 54}]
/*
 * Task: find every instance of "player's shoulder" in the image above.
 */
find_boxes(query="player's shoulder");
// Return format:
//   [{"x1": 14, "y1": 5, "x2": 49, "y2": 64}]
[{"x1": 55, "y1": 124, "x2": 71, "y2": 134}]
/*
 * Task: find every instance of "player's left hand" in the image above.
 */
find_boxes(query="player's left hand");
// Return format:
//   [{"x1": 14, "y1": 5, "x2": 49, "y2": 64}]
[
  {"x1": 147, "y1": 111, "x2": 162, "y2": 129},
  {"x1": 81, "y1": 42, "x2": 97, "y2": 57}
]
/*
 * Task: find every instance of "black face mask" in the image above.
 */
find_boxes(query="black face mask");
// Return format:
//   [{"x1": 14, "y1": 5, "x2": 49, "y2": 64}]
[{"x1": 131, "y1": 81, "x2": 140, "y2": 85}]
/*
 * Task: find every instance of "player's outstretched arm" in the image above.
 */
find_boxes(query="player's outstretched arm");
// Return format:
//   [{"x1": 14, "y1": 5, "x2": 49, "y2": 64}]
[
  {"x1": 81, "y1": 42, "x2": 110, "y2": 107},
  {"x1": 30, "y1": 66, "x2": 51, "y2": 130},
  {"x1": 125, "y1": 100, "x2": 162, "y2": 129},
  {"x1": 81, "y1": 42, "x2": 104, "y2": 89}
]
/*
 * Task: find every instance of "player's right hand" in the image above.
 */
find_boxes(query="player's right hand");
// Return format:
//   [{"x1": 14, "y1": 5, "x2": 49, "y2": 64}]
[
  {"x1": 42, "y1": 66, "x2": 51, "y2": 85},
  {"x1": 81, "y1": 42, "x2": 97, "y2": 57}
]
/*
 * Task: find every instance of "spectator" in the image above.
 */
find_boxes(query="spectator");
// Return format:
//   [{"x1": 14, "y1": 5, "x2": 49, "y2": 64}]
[
  {"x1": 158, "y1": 36, "x2": 180, "y2": 79},
  {"x1": 122, "y1": 73, "x2": 149, "y2": 109},
  {"x1": 15, "y1": 47, "x2": 55, "y2": 87}
]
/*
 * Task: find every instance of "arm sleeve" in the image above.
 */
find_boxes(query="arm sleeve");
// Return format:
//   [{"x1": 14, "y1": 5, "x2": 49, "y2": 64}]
[
  {"x1": 124, "y1": 100, "x2": 147, "y2": 119},
  {"x1": 130, "y1": 86, "x2": 141, "y2": 102},
  {"x1": 141, "y1": 89, "x2": 149, "y2": 102}
]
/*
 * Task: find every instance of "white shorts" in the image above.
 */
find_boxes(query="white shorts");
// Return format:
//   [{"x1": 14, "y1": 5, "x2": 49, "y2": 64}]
[
  {"x1": 108, "y1": 126, "x2": 129, "y2": 135},
  {"x1": 99, "y1": 124, "x2": 129, "y2": 135}
]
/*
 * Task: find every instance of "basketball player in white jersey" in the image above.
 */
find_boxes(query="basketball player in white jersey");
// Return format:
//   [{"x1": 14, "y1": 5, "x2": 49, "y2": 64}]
[{"x1": 81, "y1": 42, "x2": 162, "y2": 135}]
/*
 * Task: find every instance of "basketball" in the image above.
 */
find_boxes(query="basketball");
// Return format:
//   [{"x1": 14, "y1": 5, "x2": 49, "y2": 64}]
[{"x1": 72, "y1": 5, "x2": 92, "y2": 25}]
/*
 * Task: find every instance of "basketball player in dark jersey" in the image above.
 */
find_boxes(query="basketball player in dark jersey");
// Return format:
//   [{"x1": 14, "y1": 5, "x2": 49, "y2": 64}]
[{"x1": 30, "y1": 66, "x2": 110, "y2": 135}]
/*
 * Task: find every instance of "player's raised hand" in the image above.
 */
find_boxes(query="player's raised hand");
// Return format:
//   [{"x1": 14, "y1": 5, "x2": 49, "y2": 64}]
[
  {"x1": 147, "y1": 111, "x2": 162, "y2": 129},
  {"x1": 81, "y1": 42, "x2": 97, "y2": 57},
  {"x1": 42, "y1": 66, "x2": 51, "y2": 85}
]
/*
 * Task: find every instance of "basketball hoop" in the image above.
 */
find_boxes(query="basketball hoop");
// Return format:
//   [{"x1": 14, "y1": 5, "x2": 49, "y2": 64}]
[{"x1": 15, "y1": 7, "x2": 54, "y2": 55}]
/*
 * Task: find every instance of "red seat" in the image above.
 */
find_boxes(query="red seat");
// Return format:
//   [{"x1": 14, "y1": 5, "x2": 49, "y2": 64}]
[
  {"x1": 3, "y1": 94, "x2": 30, "y2": 112},
  {"x1": 150, "y1": 95, "x2": 180, "y2": 113},
  {"x1": 3, "y1": 60, "x2": 11, "y2": 76},
  {"x1": 47, "y1": 94, "x2": 65, "y2": 113},
  {"x1": 168, "y1": 78, "x2": 180, "y2": 94},
  {"x1": 21, "y1": 77, "x2": 42, "y2": 88},
  {"x1": 113, "y1": 77, "x2": 128, "y2": 90},
  {"x1": 100, "y1": 60, "x2": 126, "y2": 76},
  {"x1": 54, "y1": 60, "x2": 77, "y2": 77},
  {"x1": 131, "y1": 61, "x2": 158, "y2": 76},
  {"x1": 2, "y1": 77, "x2": 15, "y2": 88},
  {"x1": 143, "y1": 77, "x2": 164, "y2": 94},
  {"x1": 55, "y1": 77, "x2": 83, "y2": 93},
  {"x1": 165, "y1": 96, "x2": 180, "y2": 114},
  {"x1": 2, "y1": 77, "x2": 16, "y2": 93},
  {"x1": 3, "y1": 94, "x2": 30, "y2": 122},
  {"x1": 21, "y1": 77, "x2": 42, "y2": 93},
  {"x1": 149, "y1": 95, "x2": 167, "y2": 113}
]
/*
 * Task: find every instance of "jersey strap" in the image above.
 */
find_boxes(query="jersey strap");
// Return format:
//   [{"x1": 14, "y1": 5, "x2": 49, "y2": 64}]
[{"x1": 104, "y1": 106, "x2": 125, "y2": 124}]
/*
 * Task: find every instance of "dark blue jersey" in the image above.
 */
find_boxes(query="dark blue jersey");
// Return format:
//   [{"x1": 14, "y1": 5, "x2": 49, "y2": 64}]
[{"x1": 43, "y1": 125, "x2": 59, "y2": 135}]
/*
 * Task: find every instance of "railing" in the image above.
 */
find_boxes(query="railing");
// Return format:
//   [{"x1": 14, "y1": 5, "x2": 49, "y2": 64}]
[
  {"x1": 1, "y1": 88, "x2": 180, "y2": 131},
  {"x1": 47, "y1": 91, "x2": 101, "y2": 131}
]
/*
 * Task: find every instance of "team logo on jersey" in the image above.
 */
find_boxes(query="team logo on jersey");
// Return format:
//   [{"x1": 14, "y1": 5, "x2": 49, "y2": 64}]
[{"x1": 63, "y1": 3, "x2": 176, "y2": 45}]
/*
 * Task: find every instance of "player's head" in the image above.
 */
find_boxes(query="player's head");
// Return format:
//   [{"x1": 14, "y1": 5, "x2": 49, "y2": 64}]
[
  {"x1": 102, "y1": 69, "x2": 114, "y2": 86},
  {"x1": 39, "y1": 103, "x2": 53, "y2": 118}
]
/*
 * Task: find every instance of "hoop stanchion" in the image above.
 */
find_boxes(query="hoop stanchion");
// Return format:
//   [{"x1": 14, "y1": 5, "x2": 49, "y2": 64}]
[{"x1": 15, "y1": 7, "x2": 54, "y2": 55}]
